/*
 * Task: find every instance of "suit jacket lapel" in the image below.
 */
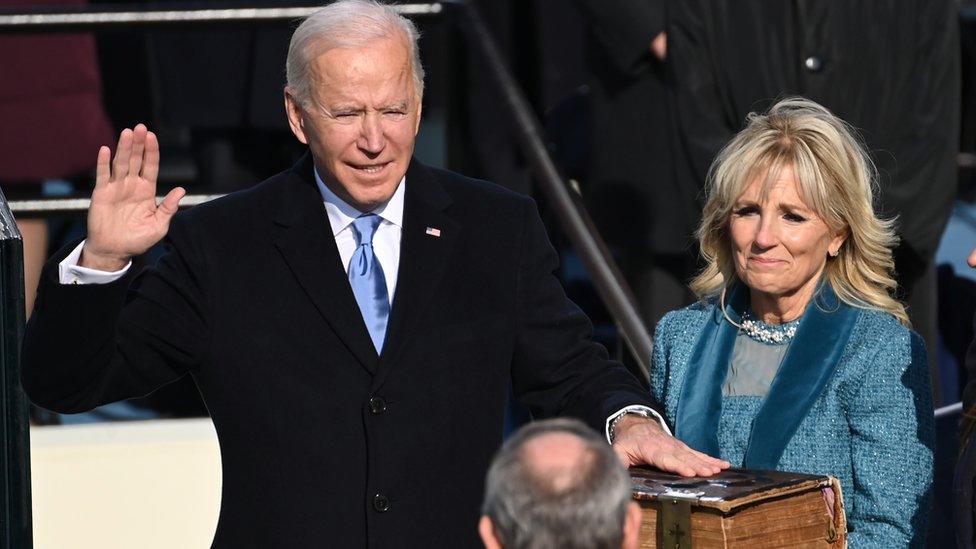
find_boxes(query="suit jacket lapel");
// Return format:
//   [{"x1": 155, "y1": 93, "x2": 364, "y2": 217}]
[
  {"x1": 273, "y1": 154, "x2": 380, "y2": 374},
  {"x1": 676, "y1": 283, "x2": 857, "y2": 467},
  {"x1": 371, "y1": 160, "x2": 459, "y2": 392},
  {"x1": 743, "y1": 285, "x2": 857, "y2": 469},
  {"x1": 675, "y1": 286, "x2": 745, "y2": 456}
]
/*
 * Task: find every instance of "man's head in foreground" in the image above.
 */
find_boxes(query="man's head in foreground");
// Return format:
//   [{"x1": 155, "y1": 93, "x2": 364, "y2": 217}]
[
  {"x1": 284, "y1": 0, "x2": 424, "y2": 212},
  {"x1": 480, "y1": 418, "x2": 642, "y2": 549}
]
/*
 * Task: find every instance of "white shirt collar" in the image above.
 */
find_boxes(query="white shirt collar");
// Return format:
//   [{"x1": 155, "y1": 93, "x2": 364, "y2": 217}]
[{"x1": 314, "y1": 168, "x2": 405, "y2": 236}]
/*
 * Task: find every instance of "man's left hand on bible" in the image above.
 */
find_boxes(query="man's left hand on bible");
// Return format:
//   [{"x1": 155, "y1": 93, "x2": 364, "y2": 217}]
[{"x1": 611, "y1": 415, "x2": 730, "y2": 477}]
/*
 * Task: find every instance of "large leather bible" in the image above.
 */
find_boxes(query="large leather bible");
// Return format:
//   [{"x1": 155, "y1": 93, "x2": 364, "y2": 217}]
[{"x1": 631, "y1": 468, "x2": 846, "y2": 548}]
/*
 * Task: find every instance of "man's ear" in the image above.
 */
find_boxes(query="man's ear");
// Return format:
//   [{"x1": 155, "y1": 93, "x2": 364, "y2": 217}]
[
  {"x1": 284, "y1": 87, "x2": 309, "y2": 145},
  {"x1": 478, "y1": 515, "x2": 503, "y2": 549},
  {"x1": 413, "y1": 97, "x2": 423, "y2": 136},
  {"x1": 622, "y1": 502, "x2": 643, "y2": 549}
]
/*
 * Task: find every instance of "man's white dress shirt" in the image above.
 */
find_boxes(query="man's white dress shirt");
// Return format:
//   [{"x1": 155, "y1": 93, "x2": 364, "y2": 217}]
[{"x1": 316, "y1": 170, "x2": 403, "y2": 303}]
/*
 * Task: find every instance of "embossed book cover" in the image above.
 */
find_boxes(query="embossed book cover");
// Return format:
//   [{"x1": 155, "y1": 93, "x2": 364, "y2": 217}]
[{"x1": 631, "y1": 467, "x2": 846, "y2": 548}]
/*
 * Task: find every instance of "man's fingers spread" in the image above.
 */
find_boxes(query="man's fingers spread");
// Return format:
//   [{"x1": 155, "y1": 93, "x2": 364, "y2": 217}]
[
  {"x1": 95, "y1": 146, "x2": 111, "y2": 186},
  {"x1": 112, "y1": 128, "x2": 133, "y2": 179},
  {"x1": 129, "y1": 124, "x2": 147, "y2": 176},
  {"x1": 142, "y1": 131, "x2": 160, "y2": 181}
]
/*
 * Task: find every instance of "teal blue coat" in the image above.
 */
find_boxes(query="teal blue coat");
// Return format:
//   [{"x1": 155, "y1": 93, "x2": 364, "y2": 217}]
[{"x1": 651, "y1": 285, "x2": 934, "y2": 547}]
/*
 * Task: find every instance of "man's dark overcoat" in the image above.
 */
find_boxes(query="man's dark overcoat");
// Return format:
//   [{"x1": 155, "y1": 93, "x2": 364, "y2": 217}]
[{"x1": 21, "y1": 155, "x2": 659, "y2": 548}]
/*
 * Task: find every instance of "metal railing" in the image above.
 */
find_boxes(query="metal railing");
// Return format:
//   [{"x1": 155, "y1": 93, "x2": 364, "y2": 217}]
[
  {"x1": 8, "y1": 194, "x2": 223, "y2": 215},
  {"x1": 0, "y1": 3, "x2": 443, "y2": 30},
  {"x1": 454, "y1": 4, "x2": 653, "y2": 372},
  {"x1": 937, "y1": 401, "x2": 964, "y2": 418}
]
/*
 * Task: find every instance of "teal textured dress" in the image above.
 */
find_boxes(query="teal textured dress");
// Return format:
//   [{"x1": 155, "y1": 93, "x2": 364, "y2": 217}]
[{"x1": 650, "y1": 284, "x2": 934, "y2": 547}]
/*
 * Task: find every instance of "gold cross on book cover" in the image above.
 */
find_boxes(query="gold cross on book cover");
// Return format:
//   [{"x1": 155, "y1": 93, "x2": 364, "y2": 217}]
[{"x1": 631, "y1": 468, "x2": 846, "y2": 548}]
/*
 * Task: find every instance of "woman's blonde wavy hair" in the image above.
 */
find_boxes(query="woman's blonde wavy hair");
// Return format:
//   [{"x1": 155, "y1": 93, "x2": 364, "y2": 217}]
[{"x1": 689, "y1": 97, "x2": 909, "y2": 326}]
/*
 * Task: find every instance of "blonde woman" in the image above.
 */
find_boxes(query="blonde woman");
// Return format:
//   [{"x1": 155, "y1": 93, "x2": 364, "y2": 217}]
[{"x1": 651, "y1": 98, "x2": 933, "y2": 546}]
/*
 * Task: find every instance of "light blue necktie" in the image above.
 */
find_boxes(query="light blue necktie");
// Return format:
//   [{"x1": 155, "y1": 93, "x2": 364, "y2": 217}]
[{"x1": 348, "y1": 214, "x2": 390, "y2": 353}]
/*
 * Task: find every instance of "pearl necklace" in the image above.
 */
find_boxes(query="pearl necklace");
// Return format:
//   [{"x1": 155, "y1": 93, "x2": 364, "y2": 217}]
[{"x1": 739, "y1": 311, "x2": 800, "y2": 345}]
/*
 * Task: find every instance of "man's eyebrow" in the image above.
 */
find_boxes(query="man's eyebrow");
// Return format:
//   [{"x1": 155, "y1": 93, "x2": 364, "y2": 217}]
[
  {"x1": 325, "y1": 101, "x2": 410, "y2": 113},
  {"x1": 327, "y1": 104, "x2": 363, "y2": 113}
]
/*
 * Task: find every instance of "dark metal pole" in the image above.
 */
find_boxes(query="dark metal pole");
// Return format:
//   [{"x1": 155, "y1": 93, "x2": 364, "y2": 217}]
[
  {"x1": 0, "y1": 189, "x2": 33, "y2": 548},
  {"x1": 452, "y1": 1, "x2": 653, "y2": 377}
]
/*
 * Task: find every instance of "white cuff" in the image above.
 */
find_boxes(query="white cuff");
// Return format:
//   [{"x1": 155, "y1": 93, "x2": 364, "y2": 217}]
[
  {"x1": 58, "y1": 240, "x2": 131, "y2": 285},
  {"x1": 605, "y1": 404, "x2": 672, "y2": 443}
]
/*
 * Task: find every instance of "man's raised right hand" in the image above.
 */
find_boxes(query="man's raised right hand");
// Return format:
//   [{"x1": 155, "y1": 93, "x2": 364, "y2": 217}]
[{"x1": 81, "y1": 124, "x2": 185, "y2": 271}]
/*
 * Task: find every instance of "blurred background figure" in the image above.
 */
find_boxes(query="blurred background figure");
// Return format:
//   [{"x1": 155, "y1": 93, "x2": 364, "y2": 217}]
[
  {"x1": 667, "y1": 0, "x2": 960, "y2": 401},
  {"x1": 0, "y1": 0, "x2": 114, "y2": 316},
  {"x1": 571, "y1": 0, "x2": 697, "y2": 330},
  {"x1": 479, "y1": 418, "x2": 642, "y2": 549},
  {"x1": 145, "y1": 0, "x2": 311, "y2": 194}
]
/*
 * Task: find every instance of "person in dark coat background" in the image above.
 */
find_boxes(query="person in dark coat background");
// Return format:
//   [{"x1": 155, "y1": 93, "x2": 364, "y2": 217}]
[
  {"x1": 667, "y1": 0, "x2": 960, "y2": 400},
  {"x1": 572, "y1": 0, "x2": 698, "y2": 329}
]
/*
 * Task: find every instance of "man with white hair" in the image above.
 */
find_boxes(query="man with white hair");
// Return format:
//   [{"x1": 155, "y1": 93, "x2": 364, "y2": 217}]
[
  {"x1": 480, "y1": 418, "x2": 643, "y2": 549},
  {"x1": 21, "y1": 1, "x2": 726, "y2": 546}
]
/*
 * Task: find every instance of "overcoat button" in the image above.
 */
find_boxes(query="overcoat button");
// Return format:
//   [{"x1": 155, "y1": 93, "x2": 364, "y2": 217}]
[
  {"x1": 373, "y1": 494, "x2": 391, "y2": 512},
  {"x1": 369, "y1": 397, "x2": 387, "y2": 414},
  {"x1": 804, "y1": 55, "x2": 824, "y2": 73}
]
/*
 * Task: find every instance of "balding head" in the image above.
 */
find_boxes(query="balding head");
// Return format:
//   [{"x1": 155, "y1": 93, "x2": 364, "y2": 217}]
[
  {"x1": 521, "y1": 432, "x2": 595, "y2": 493},
  {"x1": 479, "y1": 419, "x2": 642, "y2": 549}
]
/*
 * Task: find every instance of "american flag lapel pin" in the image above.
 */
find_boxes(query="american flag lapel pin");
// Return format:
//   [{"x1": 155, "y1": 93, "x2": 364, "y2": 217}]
[{"x1": 425, "y1": 227, "x2": 442, "y2": 237}]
